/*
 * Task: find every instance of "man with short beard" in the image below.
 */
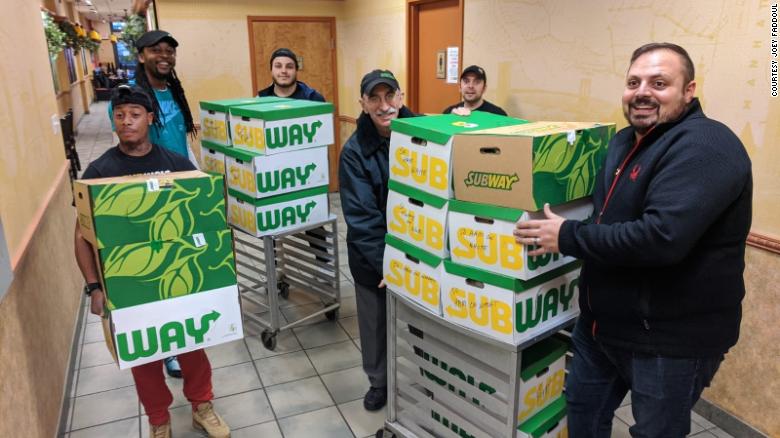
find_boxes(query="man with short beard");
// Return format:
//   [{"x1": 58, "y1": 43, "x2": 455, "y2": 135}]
[
  {"x1": 75, "y1": 86, "x2": 231, "y2": 438},
  {"x1": 257, "y1": 48, "x2": 326, "y2": 101},
  {"x1": 443, "y1": 65, "x2": 507, "y2": 116},
  {"x1": 339, "y1": 70, "x2": 416, "y2": 412},
  {"x1": 513, "y1": 43, "x2": 752, "y2": 438}
]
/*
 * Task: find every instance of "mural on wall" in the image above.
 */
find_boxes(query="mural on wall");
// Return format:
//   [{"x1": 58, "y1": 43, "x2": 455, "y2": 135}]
[{"x1": 464, "y1": 0, "x2": 779, "y2": 237}]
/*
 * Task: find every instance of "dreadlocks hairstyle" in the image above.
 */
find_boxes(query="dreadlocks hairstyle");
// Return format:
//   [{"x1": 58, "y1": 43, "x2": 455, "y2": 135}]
[{"x1": 135, "y1": 60, "x2": 198, "y2": 139}]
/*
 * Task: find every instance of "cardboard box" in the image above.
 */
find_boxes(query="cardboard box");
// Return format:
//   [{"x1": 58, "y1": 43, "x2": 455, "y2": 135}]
[
  {"x1": 201, "y1": 140, "x2": 227, "y2": 175},
  {"x1": 199, "y1": 96, "x2": 290, "y2": 146},
  {"x1": 224, "y1": 145, "x2": 329, "y2": 199},
  {"x1": 229, "y1": 100, "x2": 334, "y2": 154},
  {"x1": 74, "y1": 170, "x2": 227, "y2": 249},
  {"x1": 386, "y1": 180, "x2": 448, "y2": 258},
  {"x1": 453, "y1": 121, "x2": 615, "y2": 210},
  {"x1": 98, "y1": 228, "x2": 238, "y2": 310},
  {"x1": 389, "y1": 112, "x2": 527, "y2": 199},
  {"x1": 518, "y1": 396, "x2": 567, "y2": 438},
  {"x1": 448, "y1": 197, "x2": 592, "y2": 280},
  {"x1": 383, "y1": 234, "x2": 443, "y2": 316},
  {"x1": 106, "y1": 284, "x2": 244, "y2": 369},
  {"x1": 441, "y1": 260, "x2": 580, "y2": 345},
  {"x1": 516, "y1": 336, "x2": 567, "y2": 424},
  {"x1": 227, "y1": 186, "x2": 329, "y2": 237}
]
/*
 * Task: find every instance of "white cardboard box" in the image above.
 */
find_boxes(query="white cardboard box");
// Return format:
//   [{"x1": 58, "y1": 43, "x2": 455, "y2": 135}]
[
  {"x1": 199, "y1": 96, "x2": 289, "y2": 146},
  {"x1": 386, "y1": 180, "x2": 449, "y2": 258},
  {"x1": 441, "y1": 260, "x2": 580, "y2": 345},
  {"x1": 227, "y1": 186, "x2": 329, "y2": 237},
  {"x1": 448, "y1": 198, "x2": 592, "y2": 280},
  {"x1": 383, "y1": 234, "x2": 443, "y2": 316},
  {"x1": 224, "y1": 145, "x2": 329, "y2": 199},
  {"x1": 201, "y1": 140, "x2": 226, "y2": 175}
]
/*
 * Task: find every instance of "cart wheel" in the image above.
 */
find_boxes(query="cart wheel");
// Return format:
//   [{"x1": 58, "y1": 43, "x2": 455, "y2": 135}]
[
  {"x1": 325, "y1": 308, "x2": 339, "y2": 321},
  {"x1": 261, "y1": 330, "x2": 277, "y2": 350},
  {"x1": 278, "y1": 281, "x2": 290, "y2": 299}
]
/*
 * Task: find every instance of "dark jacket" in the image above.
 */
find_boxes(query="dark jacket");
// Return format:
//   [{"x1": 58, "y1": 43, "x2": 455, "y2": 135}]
[
  {"x1": 559, "y1": 98, "x2": 752, "y2": 357},
  {"x1": 442, "y1": 100, "x2": 507, "y2": 116},
  {"x1": 339, "y1": 107, "x2": 416, "y2": 287},
  {"x1": 257, "y1": 81, "x2": 325, "y2": 102}
]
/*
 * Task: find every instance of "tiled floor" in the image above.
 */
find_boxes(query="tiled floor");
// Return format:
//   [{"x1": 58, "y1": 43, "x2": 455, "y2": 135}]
[{"x1": 59, "y1": 102, "x2": 735, "y2": 437}]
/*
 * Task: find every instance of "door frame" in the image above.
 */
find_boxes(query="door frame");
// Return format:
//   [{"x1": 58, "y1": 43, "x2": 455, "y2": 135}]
[
  {"x1": 406, "y1": 0, "x2": 464, "y2": 113},
  {"x1": 246, "y1": 16, "x2": 341, "y2": 191}
]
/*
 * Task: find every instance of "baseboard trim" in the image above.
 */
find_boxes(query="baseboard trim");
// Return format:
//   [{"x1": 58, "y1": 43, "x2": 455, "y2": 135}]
[
  {"x1": 56, "y1": 294, "x2": 87, "y2": 437},
  {"x1": 694, "y1": 398, "x2": 770, "y2": 438}
]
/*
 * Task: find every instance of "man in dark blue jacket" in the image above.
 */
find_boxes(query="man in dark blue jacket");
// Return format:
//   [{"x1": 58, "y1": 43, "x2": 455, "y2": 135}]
[
  {"x1": 514, "y1": 43, "x2": 752, "y2": 438},
  {"x1": 339, "y1": 69, "x2": 415, "y2": 411},
  {"x1": 257, "y1": 48, "x2": 326, "y2": 101}
]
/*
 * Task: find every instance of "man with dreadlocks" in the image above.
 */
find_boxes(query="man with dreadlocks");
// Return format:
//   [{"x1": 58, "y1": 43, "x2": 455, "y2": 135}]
[
  {"x1": 129, "y1": 30, "x2": 196, "y2": 164},
  {"x1": 131, "y1": 30, "x2": 196, "y2": 378}
]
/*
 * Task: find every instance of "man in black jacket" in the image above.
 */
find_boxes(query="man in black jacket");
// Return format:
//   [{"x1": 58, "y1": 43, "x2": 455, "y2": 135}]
[
  {"x1": 339, "y1": 69, "x2": 415, "y2": 411},
  {"x1": 514, "y1": 43, "x2": 752, "y2": 438},
  {"x1": 442, "y1": 65, "x2": 507, "y2": 116}
]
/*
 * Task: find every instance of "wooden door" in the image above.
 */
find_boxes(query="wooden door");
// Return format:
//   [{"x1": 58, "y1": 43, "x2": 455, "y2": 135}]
[
  {"x1": 408, "y1": 0, "x2": 463, "y2": 114},
  {"x1": 248, "y1": 17, "x2": 340, "y2": 192}
]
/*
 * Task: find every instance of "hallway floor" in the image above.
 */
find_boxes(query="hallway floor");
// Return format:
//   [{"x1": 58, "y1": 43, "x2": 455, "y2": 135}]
[{"x1": 58, "y1": 102, "x2": 735, "y2": 438}]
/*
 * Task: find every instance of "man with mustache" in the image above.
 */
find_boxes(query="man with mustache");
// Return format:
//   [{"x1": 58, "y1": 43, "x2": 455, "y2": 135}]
[
  {"x1": 257, "y1": 47, "x2": 326, "y2": 101},
  {"x1": 443, "y1": 65, "x2": 507, "y2": 116},
  {"x1": 75, "y1": 86, "x2": 231, "y2": 438},
  {"x1": 339, "y1": 69, "x2": 415, "y2": 411},
  {"x1": 514, "y1": 43, "x2": 752, "y2": 438}
]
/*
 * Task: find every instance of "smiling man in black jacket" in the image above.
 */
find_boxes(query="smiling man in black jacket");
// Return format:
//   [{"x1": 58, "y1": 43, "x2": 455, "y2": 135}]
[
  {"x1": 515, "y1": 43, "x2": 752, "y2": 438},
  {"x1": 339, "y1": 70, "x2": 415, "y2": 412}
]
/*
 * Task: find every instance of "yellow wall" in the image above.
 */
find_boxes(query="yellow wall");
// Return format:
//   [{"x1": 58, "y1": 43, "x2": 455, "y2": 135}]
[
  {"x1": 0, "y1": 0, "x2": 84, "y2": 436},
  {"x1": 462, "y1": 1, "x2": 779, "y2": 435}
]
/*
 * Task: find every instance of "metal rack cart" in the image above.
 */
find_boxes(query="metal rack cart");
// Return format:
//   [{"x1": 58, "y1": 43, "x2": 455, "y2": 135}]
[
  {"x1": 380, "y1": 293, "x2": 576, "y2": 438},
  {"x1": 233, "y1": 214, "x2": 341, "y2": 350}
]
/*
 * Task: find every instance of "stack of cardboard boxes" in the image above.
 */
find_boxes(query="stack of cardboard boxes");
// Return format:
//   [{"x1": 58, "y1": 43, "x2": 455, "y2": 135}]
[
  {"x1": 198, "y1": 97, "x2": 334, "y2": 236},
  {"x1": 383, "y1": 112, "x2": 615, "y2": 437},
  {"x1": 74, "y1": 170, "x2": 243, "y2": 369}
]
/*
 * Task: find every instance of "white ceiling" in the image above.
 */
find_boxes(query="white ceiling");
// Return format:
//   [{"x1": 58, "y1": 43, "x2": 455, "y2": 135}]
[{"x1": 75, "y1": 0, "x2": 133, "y2": 23}]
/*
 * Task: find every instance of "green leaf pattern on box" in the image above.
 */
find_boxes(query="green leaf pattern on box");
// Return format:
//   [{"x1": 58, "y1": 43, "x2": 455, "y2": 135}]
[
  {"x1": 91, "y1": 176, "x2": 226, "y2": 248},
  {"x1": 101, "y1": 229, "x2": 236, "y2": 309},
  {"x1": 532, "y1": 125, "x2": 614, "y2": 207}
]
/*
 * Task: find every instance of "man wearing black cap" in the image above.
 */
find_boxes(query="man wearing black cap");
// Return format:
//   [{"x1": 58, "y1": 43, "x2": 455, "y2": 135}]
[
  {"x1": 75, "y1": 86, "x2": 231, "y2": 438},
  {"x1": 129, "y1": 30, "x2": 196, "y2": 164},
  {"x1": 257, "y1": 48, "x2": 326, "y2": 101},
  {"x1": 443, "y1": 65, "x2": 507, "y2": 116},
  {"x1": 339, "y1": 70, "x2": 416, "y2": 411}
]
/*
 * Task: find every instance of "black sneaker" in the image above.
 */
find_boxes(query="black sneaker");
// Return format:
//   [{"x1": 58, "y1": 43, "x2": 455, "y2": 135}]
[
  {"x1": 363, "y1": 386, "x2": 387, "y2": 411},
  {"x1": 164, "y1": 356, "x2": 182, "y2": 378}
]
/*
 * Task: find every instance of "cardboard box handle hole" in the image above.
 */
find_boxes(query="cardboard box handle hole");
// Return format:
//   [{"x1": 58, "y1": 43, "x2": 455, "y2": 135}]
[
  {"x1": 242, "y1": 116, "x2": 250, "y2": 121},
  {"x1": 536, "y1": 365, "x2": 550, "y2": 378},
  {"x1": 479, "y1": 147, "x2": 501, "y2": 155},
  {"x1": 411, "y1": 137, "x2": 428, "y2": 147},
  {"x1": 208, "y1": 110, "x2": 216, "y2": 115},
  {"x1": 474, "y1": 216, "x2": 494, "y2": 225},
  {"x1": 409, "y1": 198, "x2": 424, "y2": 207},
  {"x1": 405, "y1": 254, "x2": 420, "y2": 264},
  {"x1": 465, "y1": 278, "x2": 485, "y2": 289}
]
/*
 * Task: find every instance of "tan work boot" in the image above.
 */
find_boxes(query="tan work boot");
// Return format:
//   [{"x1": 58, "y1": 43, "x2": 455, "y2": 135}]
[
  {"x1": 150, "y1": 422, "x2": 171, "y2": 438},
  {"x1": 192, "y1": 401, "x2": 230, "y2": 437}
]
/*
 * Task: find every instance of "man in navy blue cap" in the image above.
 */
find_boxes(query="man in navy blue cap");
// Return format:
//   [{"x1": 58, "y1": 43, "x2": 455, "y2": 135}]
[{"x1": 339, "y1": 69, "x2": 416, "y2": 411}]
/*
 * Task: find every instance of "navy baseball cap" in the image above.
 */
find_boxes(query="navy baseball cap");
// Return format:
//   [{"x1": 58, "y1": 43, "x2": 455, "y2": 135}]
[
  {"x1": 461, "y1": 65, "x2": 486, "y2": 81},
  {"x1": 270, "y1": 48, "x2": 299, "y2": 69},
  {"x1": 111, "y1": 85, "x2": 154, "y2": 112}
]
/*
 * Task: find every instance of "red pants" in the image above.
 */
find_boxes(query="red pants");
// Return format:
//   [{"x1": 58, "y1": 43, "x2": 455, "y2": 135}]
[{"x1": 130, "y1": 349, "x2": 214, "y2": 425}]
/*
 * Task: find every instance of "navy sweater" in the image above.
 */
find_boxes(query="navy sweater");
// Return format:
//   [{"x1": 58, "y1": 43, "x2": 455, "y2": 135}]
[{"x1": 559, "y1": 98, "x2": 752, "y2": 357}]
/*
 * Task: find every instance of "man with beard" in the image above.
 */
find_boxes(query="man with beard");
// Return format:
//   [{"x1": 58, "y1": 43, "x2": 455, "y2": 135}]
[
  {"x1": 130, "y1": 29, "x2": 197, "y2": 378},
  {"x1": 75, "y1": 86, "x2": 231, "y2": 438},
  {"x1": 339, "y1": 70, "x2": 416, "y2": 411},
  {"x1": 513, "y1": 43, "x2": 752, "y2": 438},
  {"x1": 257, "y1": 48, "x2": 326, "y2": 101},
  {"x1": 443, "y1": 65, "x2": 507, "y2": 115}
]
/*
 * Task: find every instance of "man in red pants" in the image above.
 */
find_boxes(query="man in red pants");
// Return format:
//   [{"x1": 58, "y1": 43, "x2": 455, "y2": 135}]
[{"x1": 74, "y1": 85, "x2": 230, "y2": 438}]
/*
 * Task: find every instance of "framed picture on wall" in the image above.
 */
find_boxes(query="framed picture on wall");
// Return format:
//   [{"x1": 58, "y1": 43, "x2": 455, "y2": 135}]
[
  {"x1": 81, "y1": 48, "x2": 88, "y2": 75},
  {"x1": 65, "y1": 48, "x2": 77, "y2": 84}
]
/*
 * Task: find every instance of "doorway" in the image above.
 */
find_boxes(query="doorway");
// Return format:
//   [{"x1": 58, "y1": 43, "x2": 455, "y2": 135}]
[
  {"x1": 407, "y1": 0, "x2": 464, "y2": 114},
  {"x1": 247, "y1": 16, "x2": 340, "y2": 192}
]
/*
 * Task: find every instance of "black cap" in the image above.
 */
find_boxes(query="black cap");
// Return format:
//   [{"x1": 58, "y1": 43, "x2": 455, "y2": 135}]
[
  {"x1": 135, "y1": 30, "x2": 179, "y2": 50},
  {"x1": 270, "y1": 48, "x2": 299, "y2": 69},
  {"x1": 360, "y1": 69, "x2": 400, "y2": 95},
  {"x1": 111, "y1": 85, "x2": 154, "y2": 112},
  {"x1": 460, "y1": 65, "x2": 486, "y2": 81}
]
